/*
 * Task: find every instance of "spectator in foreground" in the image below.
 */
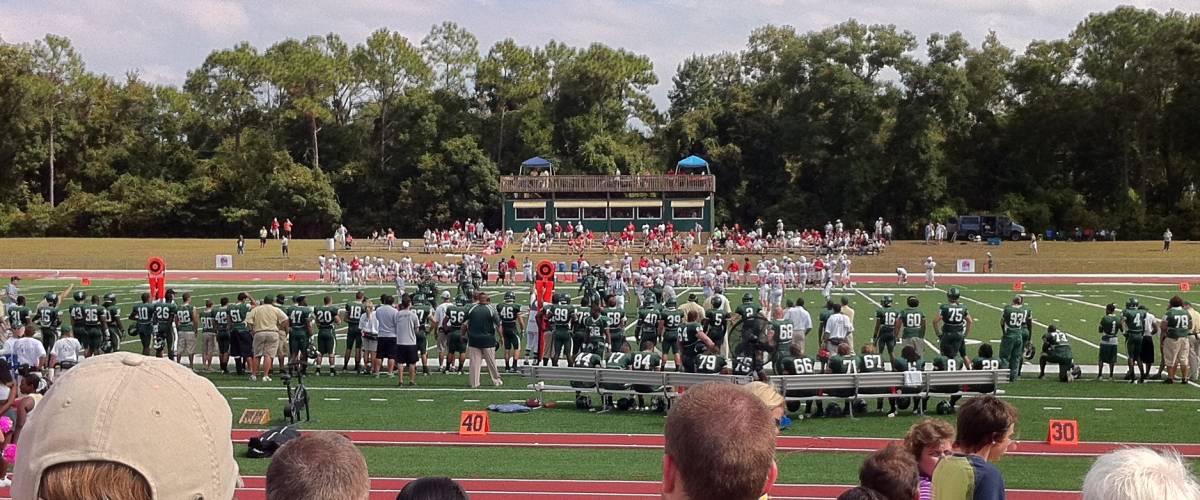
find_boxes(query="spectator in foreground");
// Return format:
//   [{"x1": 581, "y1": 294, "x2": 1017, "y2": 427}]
[
  {"x1": 13, "y1": 352, "x2": 239, "y2": 499},
  {"x1": 745, "y1": 381, "x2": 786, "y2": 432},
  {"x1": 663, "y1": 382, "x2": 777, "y2": 500},
  {"x1": 902, "y1": 419, "x2": 955, "y2": 500},
  {"x1": 1082, "y1": 447, "x2": 1200, "y2": 500},
  {"x1": 857, "y1": 443, "x2": 919, "y2": 500},
  {"x1": 838, "y1": 487, "x2": 886, "y2": 500},
  {"x1": 397, "y1": 477, "x2": 470, "y2": 500},
  {"x1": 932, "y1": 395, "x2": 1017, "y2": 500},
  {"x1": 266, "y1": 432, "x2": 369, "y2": 500}
]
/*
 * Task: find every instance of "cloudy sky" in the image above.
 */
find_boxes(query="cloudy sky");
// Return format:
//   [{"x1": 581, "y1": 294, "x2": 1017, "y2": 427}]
[{"x1": 1, "y1": 0, "x2": 1196, "y2": 107}]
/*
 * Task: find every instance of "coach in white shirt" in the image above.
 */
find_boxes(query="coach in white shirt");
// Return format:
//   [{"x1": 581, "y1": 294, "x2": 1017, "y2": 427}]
[
  {"x1": 373, "y1": 295, "x2": 399, "y2": 377},
  {"x1": 822, "y1": 304, "x2": 855, "y2": 354},
  {"x1": 4, "y1": 328, "x2": 46, "y2": 372},
  {"x1": 784, "y1": 298, "x2": 814, "y2": 356}
]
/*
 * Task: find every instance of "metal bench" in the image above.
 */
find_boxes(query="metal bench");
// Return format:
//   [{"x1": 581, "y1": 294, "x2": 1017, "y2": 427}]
[
  {"x1": 519, "y1": 366, "x2": 753, "y2": 410},
  {"x1": 771, "y1": 369, "x2": 1009, "y2": 417}
]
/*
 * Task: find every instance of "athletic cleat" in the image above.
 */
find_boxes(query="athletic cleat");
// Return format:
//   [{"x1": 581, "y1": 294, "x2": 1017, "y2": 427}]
[{"x1": 249, "y1": 375, "x2": 257, "y2": 381}]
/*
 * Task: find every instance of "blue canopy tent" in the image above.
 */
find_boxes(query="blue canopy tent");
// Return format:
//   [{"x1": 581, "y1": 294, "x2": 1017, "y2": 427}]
[
  {"x1": 674, "y1": 155, "x2": 710, "y2": 174},
  {"x1": 520, "y1": 156, "x2": 553, "y2": 175}
]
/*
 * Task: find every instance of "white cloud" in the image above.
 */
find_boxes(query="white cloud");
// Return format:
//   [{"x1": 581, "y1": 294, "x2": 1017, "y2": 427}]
[{"x1": 2, "y1": 0, "x2": 1199, "y2": 106}]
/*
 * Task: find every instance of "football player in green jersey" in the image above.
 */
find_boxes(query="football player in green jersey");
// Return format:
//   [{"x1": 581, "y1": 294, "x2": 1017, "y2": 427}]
[
  {"x1": 102, "y1": 293, "x2": 123, "y2": 354},
  {"x1": 342, "y1": 292, "x2": 367, "y2": 373},
  {"x1": 410, "y1": 294, "x2": 434, "y2": 375},
  {"x1": 703, "y1": 297, "x2": 731, "y2": 354},
  {"x1": 631, "y1": 340, "x2": 664, "y2": 409},
  {"x1": 603, "y1": 295, "x2": 627, "y2": 354},
  {"x1": 856, "y1": 344, "x2": 887, "y2": 414},
  {"x1": 734, "y1": 293, "x2": 764, "y2": 350},
  {"x1": 873, "y1": 296, "x2": 900, "y2": 362},
  {"x1": 152, "y1": 290, "x2": 180, "y2": 361},
  {"x1": 497, "y1": 292, "x2": 525, "y2": 373},
  {"x1": 175, "y1": 293, "x2": 198, "y2": 368},
  {"x1": 818, "y1": 300, "x2": 835, "y2": 337},
  {"x1": 969, "y1": 344, "x2": 1001, "y2": 395},
  {"x1": 679, "y1": 310, "x2": 716, "y2": 373},
  {"x1": 1121, "y1": 298, "x2": 1149, "y2": 382},
  {"x1": 933, "y1": 288, "x2": 973, "y2": 362},
  {"x1": 129, "y1": 292, "x2": 155, "y2": 356},
  {"x1": 199, "y1": 299, "x2": 218, "y2": 372},
  {"x1": 443, "y1": 296, "x2": 470, "y2": 372},
  {"x1": 545, "y1": 294, "x2": 574, "y2": 367},
  {"x1": 314, "y1": 296, "x2": 341, "y2": 376},
  {"x1": 768, "y1": 308, "x2": 795, "y2": 375},
  {"x1": 80, "y1": 295, "x2": 107, "y2": 358},
  {"x1": 999, "y1": 295, "x2": 1031, "y2": 382},
  {"x1": 636, "y1": 296, "x2": 662, "y2": 351},
  {"x1": 891, "y1": 345, "x2": 927, "y2": 415},
  {"x1": 570, "y1": 297, "x2": 591, "y2": 359},
  {"x1": 1039, "y1": 325, "x2": 1081, "y2": 382},
  {"x1": 6, "y1": 296, "x2": 30, "y2": 340},
  {"x1": 778, "y1": 349, "x2": 822, "y2": 416},
  {"x1": 1161, "y1": 296, "x2": 1191, "y2": 384},
  {"x1": 897, "y1": 296, "x2": 926, "y2": 358},
  {"x1": 228, "y1": 293, "x2": 254, "y2": 375},
  {"x1": 1097, "y1": 303, "x2": 1122, "y2": 380},
  {"x1": 661, "y1": 299, "x2": 684, "y2": 368},
  {"x1": 582, "y1": 305, "x2": 610, "y2": 357},
  {"x1": 695, "y1": 346, "x2": 729, "y2": 374},
  {"x1": 214, "y1": 297, "x2": 232, "y2": 373},
  {"x1": 68, "y1": 290, "x2": 87, "y2": 343}
]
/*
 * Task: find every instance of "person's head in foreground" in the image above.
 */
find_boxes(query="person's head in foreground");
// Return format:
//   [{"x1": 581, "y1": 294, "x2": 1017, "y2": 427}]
[
  {"x1": 931, "y1": 395, "x2": 1018, "y2": 500},
  {"x1": 663, "y1": 382, "x2": 777, "y2": 500},
  {"x1": 744, "y1": 381, "x2": 786, "y2": 432},
  {"x1": 837, "y1": 486, "x2": 885, "y2": 500},
  {"x1": 903, "y1": 419, "x2": 955, "y2": 479},
  {"x1": 13, "y1": 352, "x2": 239, "y2": 499},
  {"x1": 396, "y1": 477, "x2": 470, "y2": 500},
  {"x1": 857, "y1": 444, "x2": 919, "y2": 500},
  {"x1": 953, "y1": 395, "x2": 1017, "y2": 461},
  {"x1": 1082, "y1": 447, "x2": 1200, "y2": 500},
  {"x1": 266, "y1": 432, "x2": 369, "y2": 500}
]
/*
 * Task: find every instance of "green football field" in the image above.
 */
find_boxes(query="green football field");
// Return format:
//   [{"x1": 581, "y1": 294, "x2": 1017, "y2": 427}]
[{"x1": 14, "y1": 278, "x2": 1200, "y2": 491}]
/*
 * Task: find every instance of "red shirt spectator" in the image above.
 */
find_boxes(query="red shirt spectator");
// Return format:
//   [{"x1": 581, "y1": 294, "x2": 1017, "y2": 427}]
[
  {"x1": 814, "y1": 259, "x2": 825, "y2": 271},
  {"x1": 535, "y1": 223, "x2": 544, "y2": 234},
  {"x1": 283, "y1": 219, "x2": 292, "y2": 234},
  {"x1": 271, "y1": 218, "x2": 279, "y2": 231},
  {"x1": 508, "y1": 258, "x2": 518, "y2": 270},
  {"x1": 452, "y1": 220, "x2": 462, "y2": 231},
  {"x1": 638, "y1": 257, "x2": 649, "y2": 269},
  {"x1": 730, "y1": 262, "x2": 740, "y2": 273},
  {"x1": 350, "y1": 257, "x2": 361, "y2": 271}
]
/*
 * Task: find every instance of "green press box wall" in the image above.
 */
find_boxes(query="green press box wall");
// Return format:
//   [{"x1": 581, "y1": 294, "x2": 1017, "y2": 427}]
[{"x1": 503, "y1": 198, "x2": 712, "y2": 233}]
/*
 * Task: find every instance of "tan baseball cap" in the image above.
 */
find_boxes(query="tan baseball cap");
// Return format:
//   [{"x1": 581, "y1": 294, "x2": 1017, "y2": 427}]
[{"x1": 13, "y1": 352, "x2": 239, "y2": 499}]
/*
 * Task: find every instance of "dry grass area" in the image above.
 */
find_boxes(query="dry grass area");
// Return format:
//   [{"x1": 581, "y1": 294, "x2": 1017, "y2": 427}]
[{"x1": 0, "y1": 237, "x2": 1194, "y2": 274}]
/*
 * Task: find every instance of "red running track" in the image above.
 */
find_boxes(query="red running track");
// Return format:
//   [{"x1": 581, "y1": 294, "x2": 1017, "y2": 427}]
[
  {"x1": 230, "y1": 429, "x2": 1200, "y2": 458},
  {"x1": 12, "y1": 268, "x2": 1200, "y2": 285},
  {"x1": 226, "y1": 477, "x2": 1081, "y2": 500}
]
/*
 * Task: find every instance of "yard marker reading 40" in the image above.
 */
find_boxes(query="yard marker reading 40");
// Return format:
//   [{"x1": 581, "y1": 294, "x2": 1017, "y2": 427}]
[{"x1": 459, "y1": 410, "x2": 490, "y2": 436}]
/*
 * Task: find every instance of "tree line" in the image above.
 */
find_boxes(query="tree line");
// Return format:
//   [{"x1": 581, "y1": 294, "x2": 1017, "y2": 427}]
[{"x1": 1, "y1": 7, "x2": 1198, "y2": 239}]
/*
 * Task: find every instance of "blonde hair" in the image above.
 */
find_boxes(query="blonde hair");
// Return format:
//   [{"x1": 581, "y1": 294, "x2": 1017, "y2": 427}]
[
  {"x1": 745, "y1": 381, "x2": 784, "y2": 410},
  {"x1": 39, "y1": 461, "x2": 151, "y2": 500},
  {"x1": 1083, "y1": 448, "x2": 1200, "y2": 500}
]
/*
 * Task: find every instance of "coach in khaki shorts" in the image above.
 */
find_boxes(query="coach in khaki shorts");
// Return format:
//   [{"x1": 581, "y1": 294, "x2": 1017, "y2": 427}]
[
  {"x1": 247, "y1": 296, "x2": 289, "y2": 381},
  {"x1": 12, "y1": 352, "x2": 240, "y2": 499}
]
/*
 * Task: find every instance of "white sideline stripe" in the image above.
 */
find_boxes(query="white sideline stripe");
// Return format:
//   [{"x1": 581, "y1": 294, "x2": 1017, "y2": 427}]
[
  {"x1": 1146, "y1": 408, "x2": 1165, "y2": 412},
  {"x1": 1043, "y1": 406, "x2": 1062, "y2": 410},
  {"x1": 417, "y1": 398, "x2": 435, "y2": 402},
  {"x1": 230, "y1": 397, "x2": 247, "y2": 400},
  {"x1": 370, "y1": 398, "x2": 388, "y2": 402},
  {"x1": 1096, "y1": 408, "x2": 1112, "y2": 411}
]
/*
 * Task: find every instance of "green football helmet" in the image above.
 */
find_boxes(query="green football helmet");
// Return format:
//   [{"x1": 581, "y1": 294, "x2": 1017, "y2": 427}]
[
  {"x1": 946, "y1": 288, "x2": 961, "y2": 300},
  {"x1": 103, "y1": 293, "x2": 117, "y2": 306},
  {"x1": 73, "y1": 291, "x2": 86, "y2": 302},
  {"x1": 881, "y1": 296, "x2": 893, "y2": 307},
  {"x1": 504, "y1": 291, "x2": 516, "y2": 302},
  {"x1": 742, "y1": 292, "x2": 754, "y2": 303},
  {"x1": 455, "y1": 295, "x2": 469, "y2": 306},
  {"x1": 1126, "y1": 297, "x2": 1139, "y2": 309},
  {"x1": 45, "y1": 292, "x2": 58, "y2": 305},
  {"x1": 666, "y1": 298, "x2": 678, "y2": 308}
]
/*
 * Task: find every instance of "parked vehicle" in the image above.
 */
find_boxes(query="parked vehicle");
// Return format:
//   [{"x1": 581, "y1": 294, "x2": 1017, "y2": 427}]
[{"x1": 947, "y1": 215, "x2": 1027, "y2": 241}]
